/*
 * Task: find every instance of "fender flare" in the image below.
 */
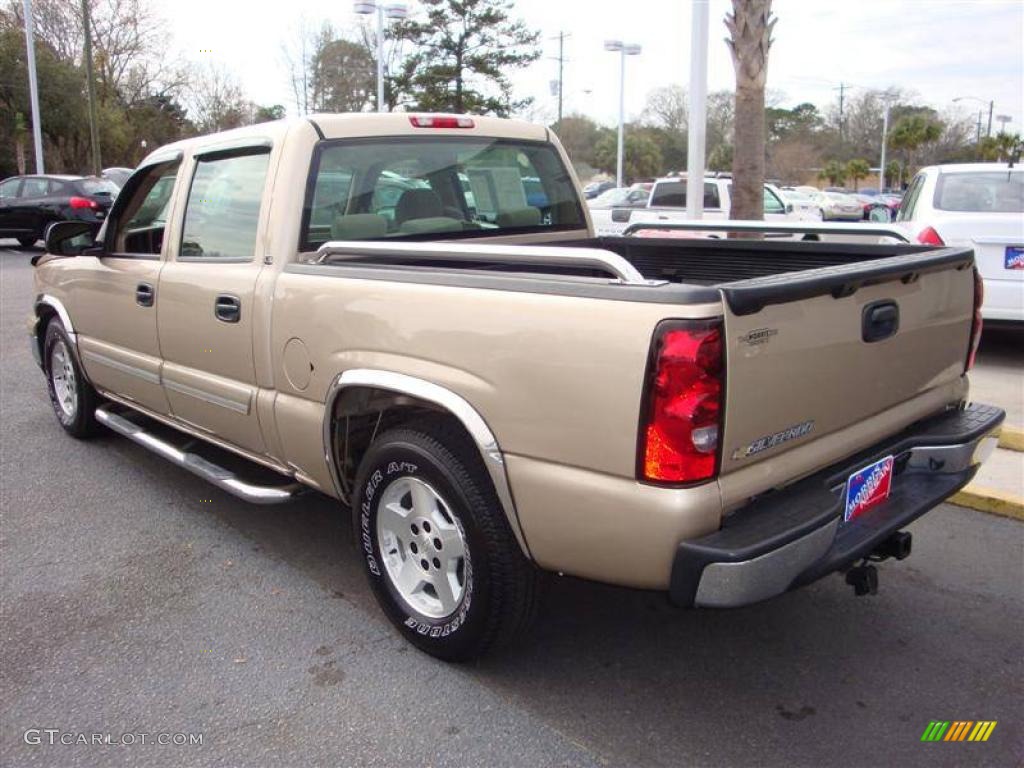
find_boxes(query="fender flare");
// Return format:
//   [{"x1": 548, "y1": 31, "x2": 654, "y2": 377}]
[
  {"x1": 33, "y1": 294, "x2": 83, "y2": 372},
  {"x1": 323, "y1": 369, "x2": 532, "y2": 560}
]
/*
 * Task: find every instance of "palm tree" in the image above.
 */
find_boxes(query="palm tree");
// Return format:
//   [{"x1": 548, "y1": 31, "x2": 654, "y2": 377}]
[
  {"x1": 845, "y1": 158, "x2": 870, "y2": 191},
  {"x1": 818, "y1": 160, "x2": 846, "y2": 187},
  {"x1": 888, "y1": 115, "x2": 941, "y2": 178},
  {"x1": 725, "y1": 0, "x2": 776, "y2": 221}
]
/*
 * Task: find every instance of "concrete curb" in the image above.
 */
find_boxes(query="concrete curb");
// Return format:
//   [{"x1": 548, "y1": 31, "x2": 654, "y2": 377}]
[
  {"x1": 950, "y1": 486, "x2": 1024, "y2": 521},
  {"x1": 998, "y1": 425, "x2": 1024, "y2": 453}
]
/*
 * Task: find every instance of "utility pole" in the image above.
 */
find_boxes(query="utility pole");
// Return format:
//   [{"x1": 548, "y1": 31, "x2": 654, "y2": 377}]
[
  {"x1": 22, "y1": 0, "x2": 44, "y2": 173},
  {"x1": 985, "y1": 99, "x2": 993, "y2": 138},
  {"x1": 879, "y1": 99, "x2": 890, "y2": 192},
  {"x1": 81, "y1": 0, "x2": 101, "y2": 176},
  {"x1": 549, "y1": 31, "x2": 569, "y2": 125},
  {"x1": 835, "y1": 82, "x2": 847, "y2": 146}
]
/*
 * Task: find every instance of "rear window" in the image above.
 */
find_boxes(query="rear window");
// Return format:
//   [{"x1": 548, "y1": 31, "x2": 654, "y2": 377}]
[
  {"x1": 300, "y1": 137, "x2": 584, "y2": 249},
  {"x1": 933, "y1": 171, "x2": 1023, "y2": 213},
  {"x1": 649, "y1": 181, "x2": 721, "y2": 209},
  {"x1": 77, "y1": 178, "x2": 119, "y2": 196}
]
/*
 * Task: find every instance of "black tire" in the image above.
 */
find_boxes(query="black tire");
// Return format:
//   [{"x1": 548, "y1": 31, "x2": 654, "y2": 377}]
[
  {"x1": 352, "y1": 417, "x2": 541, "y2": 661},
  {"x1": 43, "y1": 319, "x2": 100, "y2": 438},
  {"x1": 17, "y1": 236, "x2": 37, "y2": 249}
]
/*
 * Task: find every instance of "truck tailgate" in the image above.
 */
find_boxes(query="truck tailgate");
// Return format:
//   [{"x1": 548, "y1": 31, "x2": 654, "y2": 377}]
[{"x1": 718, "y1": 247, "x2": 976, "y2": 477}]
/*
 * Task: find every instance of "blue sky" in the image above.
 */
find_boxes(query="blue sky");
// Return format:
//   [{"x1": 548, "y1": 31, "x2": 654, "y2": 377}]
[{"x1": 162, "y1": 0, "x2": 1024, "y2": 131}]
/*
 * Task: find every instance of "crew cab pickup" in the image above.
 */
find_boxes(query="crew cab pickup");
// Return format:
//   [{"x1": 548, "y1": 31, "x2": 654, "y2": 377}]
[
  {"x1": 31, "y1": 113, "x2": 1003, "y2": 660},
  {"x1": 589, "y1": 175, "x2": 807, "y2": 236}
]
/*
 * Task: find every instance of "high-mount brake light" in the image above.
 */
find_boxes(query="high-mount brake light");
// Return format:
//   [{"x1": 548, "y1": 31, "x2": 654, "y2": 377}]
[
  {"x1": 639, "y1": 319, "x2": 724, "y2": 484},
  {"x1": 409, "y1": 116, "x2": 475, "y2": 129}
]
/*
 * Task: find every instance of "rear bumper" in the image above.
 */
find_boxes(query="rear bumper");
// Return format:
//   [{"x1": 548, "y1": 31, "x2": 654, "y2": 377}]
[
  {"x1": 669, "y1": 403, "x2": 1004, "y2": 608},
  {"x1": 980, "y1": 278, "x2": 1024, "y2": 324}
]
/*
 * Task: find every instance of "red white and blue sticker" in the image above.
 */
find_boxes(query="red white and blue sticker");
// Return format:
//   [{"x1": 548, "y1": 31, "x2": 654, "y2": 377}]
[
  {"x1": 844, "y1": 455, "x2": 895, "y2": 522},
  {"x1": 1005, "y1": 246, "x2": 1024, "y2": 270}
]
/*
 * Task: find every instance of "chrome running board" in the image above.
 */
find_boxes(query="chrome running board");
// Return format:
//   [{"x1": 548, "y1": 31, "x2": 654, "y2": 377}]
[{"x1": 95, "y1": 406, "x2": 304, "y2": 505}]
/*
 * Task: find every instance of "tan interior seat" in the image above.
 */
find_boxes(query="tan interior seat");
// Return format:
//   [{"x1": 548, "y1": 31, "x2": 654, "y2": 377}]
[{"x1": 330, "y1": 213, "x2": 388, "y2": 240}]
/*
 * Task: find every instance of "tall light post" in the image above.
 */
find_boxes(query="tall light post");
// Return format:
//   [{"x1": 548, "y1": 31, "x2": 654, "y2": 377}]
[
  {"x1": 686, "y1": 0, "x2": 709, "y2": 218},
  {"x1": 604, "y1": 40, "x2": 641, "y2": 188},
  {"x1": 953, "y1": 96, "x2": 994, "y2": 138},
  {"x1": 354, "y1": 1, "x2": 408, "y2": 113},
  {"x1": 878, "y1": 92, "x2": 896, "y2": 192},
  {"x1": 21, "y1": 0, "x2": 43, "y2": 173}
]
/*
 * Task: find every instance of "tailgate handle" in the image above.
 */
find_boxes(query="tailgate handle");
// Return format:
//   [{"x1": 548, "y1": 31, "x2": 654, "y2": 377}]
[{"x1": 862, "y1": 300, "x2": 899, "y2": 343}]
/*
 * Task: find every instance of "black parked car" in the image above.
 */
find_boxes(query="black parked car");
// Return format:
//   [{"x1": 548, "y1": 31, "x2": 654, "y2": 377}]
[{"x1": 0, "y1": 174, "x2": 118, "y2": 248}]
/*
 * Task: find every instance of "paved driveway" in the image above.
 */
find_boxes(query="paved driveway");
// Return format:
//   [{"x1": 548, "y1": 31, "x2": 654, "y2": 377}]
[{"x1": 2, "y1": 244, "x2": 1021, "y2": 767}]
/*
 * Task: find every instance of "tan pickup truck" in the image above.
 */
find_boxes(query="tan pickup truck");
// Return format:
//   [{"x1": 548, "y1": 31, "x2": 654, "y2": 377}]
[{"x1": 30, "y1": 113, "x2": 1003, "y2": 660}]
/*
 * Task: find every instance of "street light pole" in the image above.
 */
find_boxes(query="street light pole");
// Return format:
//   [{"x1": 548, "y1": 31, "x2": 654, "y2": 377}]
[
  {"x1": 604, "y1": 40, "x2": 641, "y2": 188},
  {"x1": 354, "y1": 1, "x2": 408, "y2": 113},
  {"x1": 21, "y1": 0, "x2": 44, "y2": 173},
  {"x1": 686, "y1": 0, "x2": 709, "y2": 219}
]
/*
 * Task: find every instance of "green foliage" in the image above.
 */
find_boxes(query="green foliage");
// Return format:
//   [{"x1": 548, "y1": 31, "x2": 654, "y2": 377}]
[
  {"x1": 310, "y1": 33, "x2": 374, "y2": 112},
  {"x1": 818, "y1": 159, "x2": 846, "y2": 186},
  {"x1": 593, "y1": 131, "x2": 663, "y2": 183},
  {"x1": 708, "y1": 143, "x2": 733, "y2": 173},
  {"x1": 845, "y1": 158, "x2": 870, "y2": 190},
  {"x1": 389, "y1": 0, "x2": 540, "y2": 116},
  {"x1": 979, "y1": 132, "x2": 1023, "y2": 163},
  {"x1": 888, "y1": 114, "x2": 942, "y2": 175}
]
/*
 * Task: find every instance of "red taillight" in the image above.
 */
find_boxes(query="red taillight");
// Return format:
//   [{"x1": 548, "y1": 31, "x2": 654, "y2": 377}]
[
  {"x1": 916, "y1": 226, "x2": 944, "y2": 245},
  {"x1": 640, "y1": 320, "x2": 724, "y2": 484},
  {"x1": 966, "y1": 268, "x2": 984, "y2": 371},
  {"x1": 69, "y1": 196, "x2": 98, "y2": 210},
  {"x1": 409, "y1": 115, "x2": 475, "y2": 129}
]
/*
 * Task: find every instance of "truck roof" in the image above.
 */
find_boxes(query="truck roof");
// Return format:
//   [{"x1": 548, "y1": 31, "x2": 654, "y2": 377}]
[{"x1": 140, "y1": 112, "x2": 550, "y2": 166}]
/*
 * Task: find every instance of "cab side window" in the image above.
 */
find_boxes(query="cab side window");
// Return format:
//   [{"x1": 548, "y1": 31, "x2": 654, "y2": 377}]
[
  {"x1": 21, "y1": 178, "x2": 51, "y2": 198},
  {"x1": 0, "y1": 178, "x2": 22, "y2": 198},
  {"x1": 180, "y1": 151, "x2": 270, "y2": 260},
  {"x1": 897, "y1": 175, "x2": 924, "y2": 222},
  {"x1": 764, "y1": 188, "x2": 785, "y2": 214},
  {"x1": 106, "y1": 159, "x2": 181, "y2": 256}
]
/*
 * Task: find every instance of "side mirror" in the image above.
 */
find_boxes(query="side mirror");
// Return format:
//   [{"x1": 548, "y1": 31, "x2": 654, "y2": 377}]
[
  {"x1": 44, "y1": 220, "x2": 100, "y2": 256},
  {"x1": 785, "y1": 203, "x2": 794, "y2": 214}
]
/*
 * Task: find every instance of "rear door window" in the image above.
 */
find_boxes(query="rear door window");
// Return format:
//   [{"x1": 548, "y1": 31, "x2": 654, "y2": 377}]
[
  {"x1": 897, "y1": 175, "x2": 925, "y2": 221},
  {"x1": 20, "y1": 178, "x2": 51, "y2": 198},
  {"x1": 180, "y1": 151, "x2": 270, "y2": 260}
]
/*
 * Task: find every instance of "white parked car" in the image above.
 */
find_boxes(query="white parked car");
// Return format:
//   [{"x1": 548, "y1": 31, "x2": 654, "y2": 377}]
[
  {"x1": 817, "y1": 191, "x2": 863, "y2": 221},
  {"x1": 778, "y1": 188, "x2": 824, "y2": 221},
  {"x1": 895, "y1": 163, "x2": 1024, "y2": 325},
  {"x1": 590, "y1": 176, "x2": 803, "y2": 235}
]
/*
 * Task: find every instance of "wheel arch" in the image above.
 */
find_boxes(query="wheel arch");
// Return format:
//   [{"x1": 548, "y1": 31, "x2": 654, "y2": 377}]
[
  {"x1": 323, "y1": 369, "x2": 532, "y2": 560},
  {"x1": 33, "y1": 294, "x2": 83, "y2": 373}
]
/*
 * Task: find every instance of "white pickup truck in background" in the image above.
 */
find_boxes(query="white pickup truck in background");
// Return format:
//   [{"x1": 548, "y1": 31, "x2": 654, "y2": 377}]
[{"x1": 589, "y1": 176, "x2": 814, "y2": 236}]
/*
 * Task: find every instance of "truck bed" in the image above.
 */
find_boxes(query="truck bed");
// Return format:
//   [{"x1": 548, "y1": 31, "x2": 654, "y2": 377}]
[{"x1": 561, "y1": 236, "x2": 929, "y2": 286}]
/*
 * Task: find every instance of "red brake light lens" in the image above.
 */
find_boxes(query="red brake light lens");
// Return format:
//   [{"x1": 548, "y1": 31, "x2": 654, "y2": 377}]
[
  {"x1": 69, "y1": 196, "x2": 98, "y2": 210},
  {"x1": 966, "y1": 268, "x2": 984, "y2": 371},
  {"x1": 916, "y1": 226, "x2": 944, "y2": 245},
  {"x1": 640, "y1": 320, "x2": 724, "y2": 484},
  {"x1": 409, "y1": 115, "x2": 475, "y2": 129}
]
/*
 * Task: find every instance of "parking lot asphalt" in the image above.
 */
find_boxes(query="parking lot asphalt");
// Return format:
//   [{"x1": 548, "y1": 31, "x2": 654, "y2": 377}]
[{"x1": 1, "y1": 244, "x2": 1021, "y2": 768}]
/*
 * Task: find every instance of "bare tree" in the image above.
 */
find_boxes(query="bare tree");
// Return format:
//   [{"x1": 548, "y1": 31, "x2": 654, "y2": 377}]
[
  {"x1": 725, "y1": 0, "x2": 776, "y2": 221},
  {"x1": 642, "y1": 85, "x2": 687, "y2": 134},
  {"x1": 186, "y1": 63, "x2": 249, "y2": 134}
]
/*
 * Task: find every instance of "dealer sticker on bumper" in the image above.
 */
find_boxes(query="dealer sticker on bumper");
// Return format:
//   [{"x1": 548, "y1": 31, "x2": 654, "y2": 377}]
[
  {"x1": 844, "y1": 455, "x2": 895, "y2": 522},
  {"x1": 1005, "y1": 246, "x2": 1024, "y2": 270}
]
